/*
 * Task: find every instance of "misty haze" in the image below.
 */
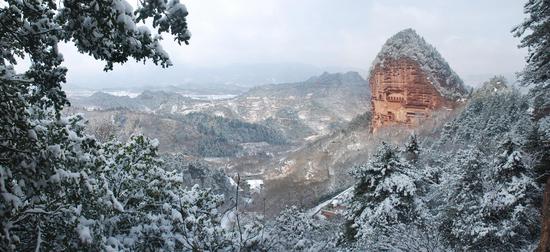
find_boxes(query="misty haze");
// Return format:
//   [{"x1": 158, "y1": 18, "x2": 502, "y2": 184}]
[{"x1": 1, "y1": 0, "x2": 550, "y2": 251}]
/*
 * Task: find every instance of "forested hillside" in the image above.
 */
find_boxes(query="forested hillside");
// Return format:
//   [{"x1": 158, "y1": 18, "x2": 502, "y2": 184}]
[
  {"x1": 71, "y1": 71, "x2": 370, "y2": 141},
  {"x1": 338, "y1": 79, "x2": 546, "y2": 250},
  {"x1": 1, "y1": 0, "x2": 549, "y2": 251},
  {"x1": 79, "y1": 110, "x2": 287, "y2": 157}
]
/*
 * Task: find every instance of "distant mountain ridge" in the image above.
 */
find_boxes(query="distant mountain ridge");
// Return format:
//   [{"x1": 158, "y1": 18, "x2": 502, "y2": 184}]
[
  {"x1": 70, "y1": 71, "x2": 371, "y2": 141},
  {"x1": 71, "y1": 90, "x2": 194, "y2": 111},
  {"x1": 66, "y1": 62, "x2": 365, "y2": 89},
  {"x1": 226, "y1": 71, "x2": 370, "y2": 138},
  {"x1": 244, "y1": 71, "x2": 366, "y2": 97}
]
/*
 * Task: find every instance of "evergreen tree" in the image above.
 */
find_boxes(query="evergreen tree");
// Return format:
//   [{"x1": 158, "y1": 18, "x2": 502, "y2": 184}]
[
  {"x1": 404, "y1": 133, "x2": 420, "y2": 163},
  {"x1": 523, "y1": 123, "x2": 550, "y2": 183},
  {"x1": 343, "y1": 142, "x2": 419, "y2": 242},
  {"x1": 93, "y1": 136, "x2": 232, "y2": 251},
  {"x1": 479, "y1": 137, "x2": 539, "y2": 250},
  {"x1": 0, "y1": 1, "x2": 202, "y2": 250},
  {"x1": 440, "y1": 147, "x2": 487, "y2": 249},
  {"x1": 0, "y1": 110, "x2": 105, "y2": 250},
  {"x1": 512, "y1": 0, "x2": 550, "y2": 86},
  {"x1": 263, "y1": 206, "x2": 333, "y2": 251},
  {"x1": 513, "y1": 3, "x2": 550, "y2": 249},
  {"x1": 494, "y1": 137, "x2": 528, "y2": 180}
]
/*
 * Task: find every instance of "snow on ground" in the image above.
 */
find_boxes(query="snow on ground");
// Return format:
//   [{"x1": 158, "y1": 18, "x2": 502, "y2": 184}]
[
  {"x1": 104, "y1": 91, "x2": 141, "y2": 98},
  {"x1": 228, "y1": 177, "x2": 238, "y2": 187},
  {"x1": 65, "y1": 90, "x2": 96, "y2": 97},
  {"x1": 221, "y1": 210, "x2": 236, "y2": 230},
  {"x1": 66, "y1": 89, "x2": 237, "y2": 100},
  {"x1": 246, "y1": 179, "x2": 264, "y2": 192},
  {"x1": 304, "y1": 134, "x2": 321, "y2": 141},
  {"x1": 178, "y1": 94, "x2": 237, "y2": 100},
  {"x1": 65, "y1": 89, "x2": 141, "y2": 98},
  {"x1": 308, "y1": 186, "x2": 354, "y2": 217}
]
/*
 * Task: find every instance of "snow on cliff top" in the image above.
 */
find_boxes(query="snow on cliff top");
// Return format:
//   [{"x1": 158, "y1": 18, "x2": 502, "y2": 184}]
[{"x1": 370, "y1": 28, "x2": 468, "y2": 100}]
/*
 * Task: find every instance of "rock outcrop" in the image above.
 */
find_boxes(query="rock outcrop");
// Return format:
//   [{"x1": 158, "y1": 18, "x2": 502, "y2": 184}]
[{"x1": 369, "y1": 28, "x2": 468, "y2": 131}]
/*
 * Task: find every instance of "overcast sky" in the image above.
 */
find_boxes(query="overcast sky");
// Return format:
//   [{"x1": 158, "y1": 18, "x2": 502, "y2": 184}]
[{"x1": 54, "y1": 0, "x2": 528, "y2": 89}]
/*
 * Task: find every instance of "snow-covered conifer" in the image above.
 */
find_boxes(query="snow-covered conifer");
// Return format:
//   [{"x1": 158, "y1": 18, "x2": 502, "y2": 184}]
[
  {"x1": 513, "y1": 0, "x2": 550, "y2": 87},
  {"x1": 404, "y1": 133, "x2": 420, "y2": 163},
  {"x1": 0, "y1": 1, "x2": 193, "y2": 250},
  {"x1": 440, "y1": 147, "x2": 488, "y2": 249},
  {"x1": 478, "y1": 137, "x2": 539, "y2": 250},
  {"x1": 343, "y1": 142, "x2": 420, "y2": 242},
  {"x1": 263, "y1": 206, "x2": 333, "y2": 251}
]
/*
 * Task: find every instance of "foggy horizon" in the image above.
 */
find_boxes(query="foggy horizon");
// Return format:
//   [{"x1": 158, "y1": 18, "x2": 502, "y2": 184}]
[{"x1": 25, "y1": 0, "x2": 528, "y2": 89}]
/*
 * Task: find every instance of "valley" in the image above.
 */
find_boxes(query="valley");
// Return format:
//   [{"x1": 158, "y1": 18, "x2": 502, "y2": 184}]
[
  {"x1": 63, "y1": 30, "x2": 478, "y2": 217},
  {"x1": 4, "y1": 0, "x2": 549, "y2": 250},
  {"x1": 65, "y1": 29, "x2": 474, "y2": 217},
  {"x1": 66, "y1": 71, "x2": 372, "y2": 215}
]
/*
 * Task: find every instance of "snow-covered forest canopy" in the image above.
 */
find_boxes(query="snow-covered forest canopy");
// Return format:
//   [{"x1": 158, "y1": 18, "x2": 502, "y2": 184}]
[{"x1": 1, "y1": 0, "x2": 550, "y2": 251}]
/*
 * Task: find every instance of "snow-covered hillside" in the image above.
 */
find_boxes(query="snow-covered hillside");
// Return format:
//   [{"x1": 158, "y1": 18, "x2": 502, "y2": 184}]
[{"x1": 70, "y1": 71, "x2": 371, "y2": 141}]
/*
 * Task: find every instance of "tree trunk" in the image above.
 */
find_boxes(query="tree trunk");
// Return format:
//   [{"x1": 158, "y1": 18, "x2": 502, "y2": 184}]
[{"x1": 538, "y1": 176, "x2": 550, "y2": 252}]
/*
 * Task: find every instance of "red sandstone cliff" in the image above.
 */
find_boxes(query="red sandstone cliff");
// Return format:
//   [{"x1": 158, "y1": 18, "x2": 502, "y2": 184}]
[{"x1": 369, "y1": 29, "x2": 468, "y2": 131}]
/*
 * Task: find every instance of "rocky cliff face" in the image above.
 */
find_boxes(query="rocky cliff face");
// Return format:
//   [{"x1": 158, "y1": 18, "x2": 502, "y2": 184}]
[{"x1": 369, "y1": 29, "x2": 468, "y2": 131}]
